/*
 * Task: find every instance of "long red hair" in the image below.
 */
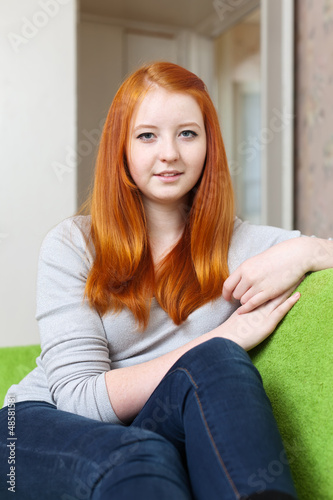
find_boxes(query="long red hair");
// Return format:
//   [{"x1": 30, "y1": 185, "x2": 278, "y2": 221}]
[{"x1": 85, "y1": 62, "x2": 234, "y2": 329}]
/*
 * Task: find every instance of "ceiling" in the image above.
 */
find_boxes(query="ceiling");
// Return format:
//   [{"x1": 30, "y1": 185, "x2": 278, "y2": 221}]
[
  {"x1": 79, "y1": 0, "x2": 217, "y2": 29},
  {"x1": 79, "y1": 0, "x2": 260, "y2": 34}
]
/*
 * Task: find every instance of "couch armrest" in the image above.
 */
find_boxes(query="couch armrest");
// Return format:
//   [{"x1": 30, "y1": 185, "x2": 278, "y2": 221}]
[{"x1": 250, "y1": 269, "x2": 333, "y2": 500}]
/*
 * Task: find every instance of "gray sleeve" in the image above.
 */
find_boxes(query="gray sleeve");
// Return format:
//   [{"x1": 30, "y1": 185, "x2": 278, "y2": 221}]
[
  {"x1": 36, "y1": 217, "x2": 123, "y2": 425},
  {"x1": 228, "y1": 217, "x2": 302, "y2": 272}
]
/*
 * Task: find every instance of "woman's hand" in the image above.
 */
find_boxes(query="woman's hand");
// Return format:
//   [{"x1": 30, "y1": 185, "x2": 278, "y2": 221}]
[
  {"x1": 223, "y1": 237, "x2": 333, "y2": 315},
  {"x1": 222, "y1": 238, "x2": 316, "y2": 314},
  {"x1": 218, "y1": 289, "x2": 301, "y2": 351}
]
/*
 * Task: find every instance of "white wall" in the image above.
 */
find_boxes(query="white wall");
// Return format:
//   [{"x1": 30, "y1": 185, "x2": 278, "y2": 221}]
[
  {"x1": 0, "y1": 0, "x2": 77, "y2": 346},
  {"x1": 126, "y1": 31, "x2": 178, "y2": 74},
  {"x1": 77, "y1": 21, "x2": 124, "y2": 207}
]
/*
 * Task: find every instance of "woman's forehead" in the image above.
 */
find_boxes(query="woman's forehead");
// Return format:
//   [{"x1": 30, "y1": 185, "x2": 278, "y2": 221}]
[{"x1": 131, "y1": 86, "x2": 204, "y2": 126}]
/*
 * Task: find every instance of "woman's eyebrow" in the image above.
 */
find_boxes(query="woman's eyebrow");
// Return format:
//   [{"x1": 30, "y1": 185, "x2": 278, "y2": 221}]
[
  {"x1": 178, "y1": 122, "x2": 202, "y2": 129},
  {"x1": 133, "y1": 124, "x2": 158, "y2": 132}
]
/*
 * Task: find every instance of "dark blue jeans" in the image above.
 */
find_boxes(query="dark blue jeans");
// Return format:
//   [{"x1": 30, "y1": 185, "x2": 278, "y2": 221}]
[{"x1": 0, "y1": 338, "x2": 298, "y2": 499}]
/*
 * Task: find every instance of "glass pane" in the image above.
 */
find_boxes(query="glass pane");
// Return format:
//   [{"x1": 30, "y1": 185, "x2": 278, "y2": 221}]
[
  {"x1": 214, "y1": 7, "x2": 261, "y2": 223},
  {"x1": 238, "y1": 90, "x2": 261, "y2": 224}
]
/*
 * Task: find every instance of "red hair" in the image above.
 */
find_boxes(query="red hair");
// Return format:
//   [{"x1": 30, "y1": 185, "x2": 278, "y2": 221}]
[{"x1": 85, "y1": 62, "x2": 234, "y2": 329}]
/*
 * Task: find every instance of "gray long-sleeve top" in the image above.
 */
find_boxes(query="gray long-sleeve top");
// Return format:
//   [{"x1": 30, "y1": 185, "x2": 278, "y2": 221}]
[{"x1": 3, "y1": 216, "x2": 301, "y2": 424}]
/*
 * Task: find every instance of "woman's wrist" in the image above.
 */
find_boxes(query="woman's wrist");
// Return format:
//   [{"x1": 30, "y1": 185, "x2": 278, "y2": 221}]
[
  {"x1": 306, "y1": 237, "x2": 333, "y2": 272},
  {"x1": 286, "y1": 236, "x2": 329, "y2": 278},
  {"x1": 207, "y1": 322, "x2": 243, "y2": 349}
]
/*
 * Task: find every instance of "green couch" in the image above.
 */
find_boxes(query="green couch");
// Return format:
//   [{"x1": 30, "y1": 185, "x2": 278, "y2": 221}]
[{"x1": 1, "y1": 269, "x2": 332, "y2": 499}]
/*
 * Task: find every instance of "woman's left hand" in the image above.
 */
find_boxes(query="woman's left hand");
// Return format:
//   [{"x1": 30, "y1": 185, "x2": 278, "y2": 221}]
[{"x1": 222, "y1": 236, "x2": 331, "y2": 314}]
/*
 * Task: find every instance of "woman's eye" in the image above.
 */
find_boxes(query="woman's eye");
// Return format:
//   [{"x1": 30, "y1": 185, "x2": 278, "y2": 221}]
[
  {"x1": 180, "y1": 130, "x2": 198, "y2": 139},
  {"x1": 137, "y1": 132, "x2": 155, "y2": 141}
]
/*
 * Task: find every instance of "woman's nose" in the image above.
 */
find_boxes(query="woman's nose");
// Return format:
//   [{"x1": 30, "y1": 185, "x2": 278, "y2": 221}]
[{"x1": 159, "y1": 138, "x2": 180, "y2": 162}]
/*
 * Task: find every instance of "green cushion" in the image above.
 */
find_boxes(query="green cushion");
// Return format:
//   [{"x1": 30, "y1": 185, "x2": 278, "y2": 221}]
[
  {"x1": 251, "y1": 269, "x2": 333, "y2": 500},
  {"x1": 0, "y1": 344, "x2": 41, "y2": 406},
  {"x1": 0, "y1": 269, "x2": 332, "y2": 499}
]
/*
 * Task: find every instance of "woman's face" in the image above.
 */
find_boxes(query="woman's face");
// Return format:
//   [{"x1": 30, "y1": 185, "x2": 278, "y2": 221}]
[{"x1": 127, "y1": 86, "x2": 207, "y2": 209}]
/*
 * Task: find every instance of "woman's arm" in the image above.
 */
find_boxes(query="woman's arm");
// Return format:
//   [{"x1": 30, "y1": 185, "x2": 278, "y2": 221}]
[
  {"x1": 106, "y1": 288, "x2": 300, "y2": 423},
  {"x1": 37, "y1": 218, "x2": 118, "y2": 423},
  {"x1": 222, "y1": 236, "x2": 333, "y2": 314}
]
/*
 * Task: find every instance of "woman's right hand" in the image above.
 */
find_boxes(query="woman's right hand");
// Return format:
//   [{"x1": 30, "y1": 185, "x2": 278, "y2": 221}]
[{"x1": 216, "y1": 289, "x2": 301, "y2": 351}]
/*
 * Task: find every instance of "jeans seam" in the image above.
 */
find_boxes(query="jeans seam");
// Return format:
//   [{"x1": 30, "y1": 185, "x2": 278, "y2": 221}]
[
  {"x1": 172, "y1": 366, "x2": 241, "y2": 500},
  {"x1": 193, "y1": 391, "x2": 241, "y2": 500}
]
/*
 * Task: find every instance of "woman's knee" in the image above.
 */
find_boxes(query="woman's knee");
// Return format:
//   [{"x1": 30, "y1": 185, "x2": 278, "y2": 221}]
[
  {"x1": 172, "y1": 337, "x2": 253, "y2": 375},
  {"x1": 91, "y1": 428, "x2": 191, "y2": 499},
  {"x1": 115, "y1": 426, "x2": 184, "y2": 468},
  {"x1": 162, "y1": 338, "x2": 265, "y2": 404},
  {"x1": 196, "y1": 336, "x2": 248, "y2": 360},
  {"x1": 87, "y1": 428, "x2": 189, "y2": 498}
]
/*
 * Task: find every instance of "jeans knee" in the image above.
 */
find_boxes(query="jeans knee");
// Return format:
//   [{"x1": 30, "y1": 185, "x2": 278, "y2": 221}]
[
  {"x1": 91, "y1": 429, "x2": 186, "y2": 492},
  {"x1": 90, "y1": 429, "x2": 191, "y2": 499},
  {"x1": 129, "y1": 428, "x2": 182, "y2": 466},
  {"x1": 65, "y1": 427, "x2": 184, "y2": 499},
  {"x1": 181, "y1": 336, "x2": 248, "y2": 365},
  {"x1": 197, "y1": 336, "x2": 247, "y2": 359},
  {"x1": 91, "y1": 426, "x2": 181, "y2": 472},
  {"x1": 171, "y1": 337, "x2": 261, "y2": 386}
]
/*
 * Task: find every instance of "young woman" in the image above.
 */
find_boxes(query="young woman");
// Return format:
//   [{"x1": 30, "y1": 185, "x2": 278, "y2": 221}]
[{"x1": 1, "y1": 62, "x2": 332, "y2": 500}]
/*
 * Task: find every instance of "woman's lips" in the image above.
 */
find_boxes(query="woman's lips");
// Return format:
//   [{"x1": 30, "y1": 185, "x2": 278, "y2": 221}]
[{"x1": 154, "y1": 172, "x2": 183, "y2": 182}]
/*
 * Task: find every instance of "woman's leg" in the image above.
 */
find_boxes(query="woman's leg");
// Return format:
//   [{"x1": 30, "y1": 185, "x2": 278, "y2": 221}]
[
  {"x1": 132, "y1": 337, "x2": 298, "y2": 500},
  {"x1": 0, "y1": 401, "x2": 192, "y2": 500}
]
